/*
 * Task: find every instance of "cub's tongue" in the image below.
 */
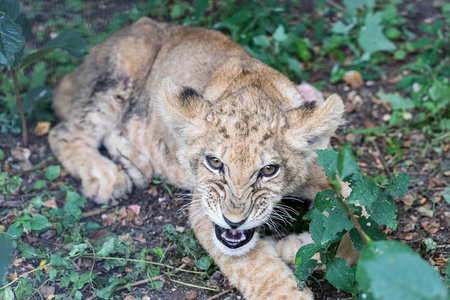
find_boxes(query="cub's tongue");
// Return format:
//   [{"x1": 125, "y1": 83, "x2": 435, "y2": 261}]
[{"x1": 214, "y1": 224, "x2": 256, "y2": 249}]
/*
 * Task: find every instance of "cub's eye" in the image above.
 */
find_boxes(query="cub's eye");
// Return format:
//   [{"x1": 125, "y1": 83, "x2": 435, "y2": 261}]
[
  {"x1": 260, "y1": 165, "x2": 279, "y2": 177},
  {"x1": 206, "y1": 156, "x2": 224, "y2": 171}
]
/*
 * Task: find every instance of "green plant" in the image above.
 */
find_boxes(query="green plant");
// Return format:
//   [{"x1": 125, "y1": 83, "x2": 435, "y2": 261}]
[
  {"x1": 295, "y1": 145, "x2": 448, "y2": 299},
  {"x1": 0, "y1": 0, "x2": 86, "y2": 146}
]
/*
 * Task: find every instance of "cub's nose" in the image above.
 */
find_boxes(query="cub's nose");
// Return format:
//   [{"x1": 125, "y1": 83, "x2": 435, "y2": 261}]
[{"x1": 223, "y1": 216, "x2": 246, "y2": 229}]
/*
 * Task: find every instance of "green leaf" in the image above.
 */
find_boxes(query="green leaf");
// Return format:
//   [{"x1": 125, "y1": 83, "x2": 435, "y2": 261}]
[
  {"x1": 315, "y1": 149, "x2": 339, "y2": 179},
  {"x1": 326, "y1": 257, "x2": 356, "y2": 294},
  {"x1": 31, "y1": 214, "x2": 52, "y2": 231},
  {"x1": 15, "y1": 278, "x2": 33, "y2": 300},
  {"x1": 33, "y1": 180, "x2": 46, "y2": 189},
  {"x1": 358, "y1": 13, "x2": 396, "y2": 56},
  {"x1": 49, "y1": 268, "x2": 57, "y2": 280},
  {"x1": 43, "y1": 30, "x2": 86, "y2": 59},
  {"x1": 17, "y1": 241, "x2": 39, "y2": 259},
  {"x1": 322, "y1": 205, "x2": 354, "y2": 243},
  {"x1": 253, "y1": 35, "x2": 271, "y2": 48},
  {"x1": 273, "y1": 25, "x2": 288, "y2": 42},
  {"x1": 0, "y1": 286, "x2": 14, "y2": 300},
  {"x1": 194, "y1": 0, "x2": 209, "y2": 20},
  {"x1": 0, "y1": 235, "x2": 12, "y2": 280},
  {"x1": 20, "y1": 48, "x2": 54, "y2": 70},
  {"x1": 295, "y1": 243, "x2": 320, "y2": 266},
  {"x1": 309, "y1": 209, "x2": 327, "y2": 245},
  {"x1": 377, "y1": 93, "x2": 415, "y2": 111},
  {"x1": 295, "y1": 258, "x2": 318, "y2": 281},
  {"x1": 0, "y1": 0, "x2": 20, "y2": 20},
  {"x1": 370, "y1": 194, "x2": 397, "y2": 229},
  {"x1": 337, "y1": 143, "x2": 361, "y2": 182},
  {"x1": 356, "y1": 240, "x2": 449, "y2": 300},
  {"x1": 6, "y1": 221, "x2": 23, "y2": 239},
  {"x1": 0, "y1": 14, "x2": 25, "y2": 69},
  {"x1": 96, "y1": 277, "x2": 127, "y2": 299},
  {"x1": 350, "y1": 217, "x2": 386, "y2": 251},
  {"x1": 0, "y1": 149, "x2": 4, "y2": 160},
  {"x1": 45, "y1": 165, "x2": 60, "y2": 181},
  {"x1": 50, "y1": 254, "x2": 71, "y2": 268},
  {"x1": 385, "y1": 173, "x2": 411, "y2": 198},
  {"x1": 195, "y1": 255, "x2": 214, "y2": 271},
  {"x1": 97, "y1": 236, "x2": 116, "y2": 257},
  {"x1": 347, "y1": 175, "x2": 380, "y2": 209}
]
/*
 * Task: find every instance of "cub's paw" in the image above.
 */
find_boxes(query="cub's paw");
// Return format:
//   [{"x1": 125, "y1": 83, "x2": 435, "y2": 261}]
[{"x1": 81, "y1": 161, "x2": 133, "y2": 205}]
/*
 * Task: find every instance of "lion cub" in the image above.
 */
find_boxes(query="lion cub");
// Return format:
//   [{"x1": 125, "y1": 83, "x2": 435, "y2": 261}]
[{"x1": 49, "y1": 18, "x2": 345, "y2": 299}]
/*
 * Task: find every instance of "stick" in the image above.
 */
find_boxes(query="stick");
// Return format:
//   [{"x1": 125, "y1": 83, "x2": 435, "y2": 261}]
[
  {"x1": 205, "y1": 290, "x2": 231, "y2": 300},
  {"x1": 11, "y1": 66, "x2": 28, "y2": 147},
  {"x1": 371, "y1": 141, "x2": 392, "y2": 178}
]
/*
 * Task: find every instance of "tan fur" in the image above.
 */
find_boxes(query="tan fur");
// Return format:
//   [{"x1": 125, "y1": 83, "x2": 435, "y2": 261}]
[{"x1": 49, "y1": 18, "x2": 358, "y2": 299}]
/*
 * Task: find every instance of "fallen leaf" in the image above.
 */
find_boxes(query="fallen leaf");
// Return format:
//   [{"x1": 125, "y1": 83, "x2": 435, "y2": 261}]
[
  {"x1": 34, "y1": 122, "x2": 51, "y2": 136},
  {"x1": 125, "y1": 267, "x2": 133, "y2": 273},
  {"x1": 182, "y1": 257, "x2": 194, "y2": 267},
  {"x1": 344, "y1": 70, "x2": 364, "y2": 89},
  {"x1": 184, "y1": 290, "x2": 198, "y2": 300},
  {"x1": 115, "y1": 206, "x2": 127, "y2": 221},
  {"x1": 387, "y1": 74, "x2": 402, "y2": 84},
  {"x1": 417, "y1": 206, "x2": 434, "y2": 218},
  {"x1": 44, "y1": 197, "x2": 58, "y2": 209},
  {"x1": 128, "y1": 204, "x2": 141, "y2": 215},
  {"x1": 124, "y1": 209, "x2": 134, "y2": 222},
  {"x1": 147, "y1": 185, "x2": 159, "y2": 197},
  {"x1": 133, "y1": 234, "x2": 146, "y2": 244},
  {"x1": 421, "y1": 219, "x2": 440, "y2": 234},
  {"x1": 40, "y1": 286, "x2": 55, "y2": 299},
  {"x1": 101, "y1": 213, "x2": 116, "y2": 226},
  {"x1": 9, "y1": 273, "x2": 17, "y2": 281},
  {"x1": 399, "y1": 194, "x2": 415, "y2": 206},
  {"x1": 23, "y1": 234, "x2": 38, "y2": 244},
  {"x1": 124, "y1": 296, "x2": 136, "y2": 300},
  {"x1": 13, "y1": 258, "x2": 25, "y2": 267},
  {"x1": 400, "y1": 232, "x2": 419, "y2": 240},
  {"x1": 428, "y1": 178, "x2": 444, "y2": 189}
]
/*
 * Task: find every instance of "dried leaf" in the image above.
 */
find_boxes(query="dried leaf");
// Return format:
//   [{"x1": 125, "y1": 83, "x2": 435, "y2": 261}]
[
  {"x1": 184, "y1": 290, "x2": 198, "y2": 300},
  {"x1": 133, "y1": 234, "x2": 146, "y2": 244},
  {"x1": 40, "y1": 286, "x2": 55, "y2": 299},
  {"x1": 10, "y1": 147, "x2": 32, "y2": 170},
  {"x1": 127, "y1": 204, "x2": 141, "y2": 215},
  {"x1": 126, "y1": 209, "x2": 135, "y2": 222},
  {"x1": 43, "y1": 197, "x2": 58, "y2": 209},
  {"x1": 421, "y1": 220, "x2": 440, "y2": 234},
  {"x1": 34, "y1": 122, "x2": 51, "y2": 136},
  {"x1": 344, "y1": 70, "x2": 364, "y2": 89},
  {"x1": 9, "y1": 273, "x2": 17, "y2": 281},
  {"x1": 124, "y1": 296, "x2": 136, "y2": 300}
]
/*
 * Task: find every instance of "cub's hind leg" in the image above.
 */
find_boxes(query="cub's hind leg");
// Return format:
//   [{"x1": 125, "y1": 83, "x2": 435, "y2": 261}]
[{"x1": 49, "y1": 78, "x2": 133, "y2": 204}]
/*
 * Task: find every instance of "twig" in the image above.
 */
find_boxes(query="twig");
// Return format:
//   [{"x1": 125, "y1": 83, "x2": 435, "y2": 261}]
[
  {"x1": 0, "y1": 199, "x2": 23, "y2": 208},
  {"x1": 325, "y1": 0, "x2": 345, "y2": 11},
  {"x1": 11, "y1": 66, "x2": 28, "y2": 147},
  {"x1": 371, "y1": 141, "x2": 392, "y2": 178},
  {"x1": 82, "y1": 207, "x2": 110, "y2": 218},
  {"x1": 9, "y1": 156, "x2": 56, "y2": 176},
  {"x1": 330, "y1": 180, "x2": 369, "y2": 245},
  {"x1": 205, "y1": 289, "x2": 231, "y2": 300},
  {"x1": 114, "y1": 263, "x2": 187, "y2": 292}
]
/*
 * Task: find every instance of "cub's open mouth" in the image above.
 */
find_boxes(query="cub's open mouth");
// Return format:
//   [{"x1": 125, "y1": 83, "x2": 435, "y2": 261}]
[{"x1": 214, "y1": 224, "x2": 256, "y2": 249}]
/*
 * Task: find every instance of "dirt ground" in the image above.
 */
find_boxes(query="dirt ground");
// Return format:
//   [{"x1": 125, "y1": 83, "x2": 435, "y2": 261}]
[{"x1": 1, "y1": 1, "x2": 449, "y2": 299}]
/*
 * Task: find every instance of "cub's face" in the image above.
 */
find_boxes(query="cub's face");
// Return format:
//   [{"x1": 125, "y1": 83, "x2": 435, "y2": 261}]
[{"x1": 157, "y1": 79, "x2": 343, "y2": 256}]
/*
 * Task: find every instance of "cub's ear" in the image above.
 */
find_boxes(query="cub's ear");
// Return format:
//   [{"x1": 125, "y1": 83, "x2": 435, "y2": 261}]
[
  {"x1": 155, "y1": 78, "x2": 211, "y2": 139},
  {"x1": 286, "y1": 94, "x2": 344, "y2": 150}
]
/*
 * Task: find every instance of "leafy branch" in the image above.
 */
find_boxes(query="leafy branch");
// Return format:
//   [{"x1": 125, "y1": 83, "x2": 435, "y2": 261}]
[
  {"x1": 0, "y1": 0, "x2": 85, "y2": 146},
  {"x1": 295, "y1": 145, "x2": 449, "y2": 299}
]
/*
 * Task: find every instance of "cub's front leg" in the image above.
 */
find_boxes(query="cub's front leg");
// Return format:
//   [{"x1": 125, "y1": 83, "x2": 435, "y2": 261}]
[{"x1": 189, "y1": 203, "x2": 314, "y2": 300}]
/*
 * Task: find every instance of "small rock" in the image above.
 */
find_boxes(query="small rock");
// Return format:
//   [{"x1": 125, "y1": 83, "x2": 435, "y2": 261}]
[{"x1": 382, "y1": 114, "x2": 391, "y2": 122}]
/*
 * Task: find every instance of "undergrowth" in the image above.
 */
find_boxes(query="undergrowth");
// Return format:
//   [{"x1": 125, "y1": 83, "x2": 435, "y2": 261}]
[{"x1": 1, "y1": 0, "x2": 449, "y2": 299}]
